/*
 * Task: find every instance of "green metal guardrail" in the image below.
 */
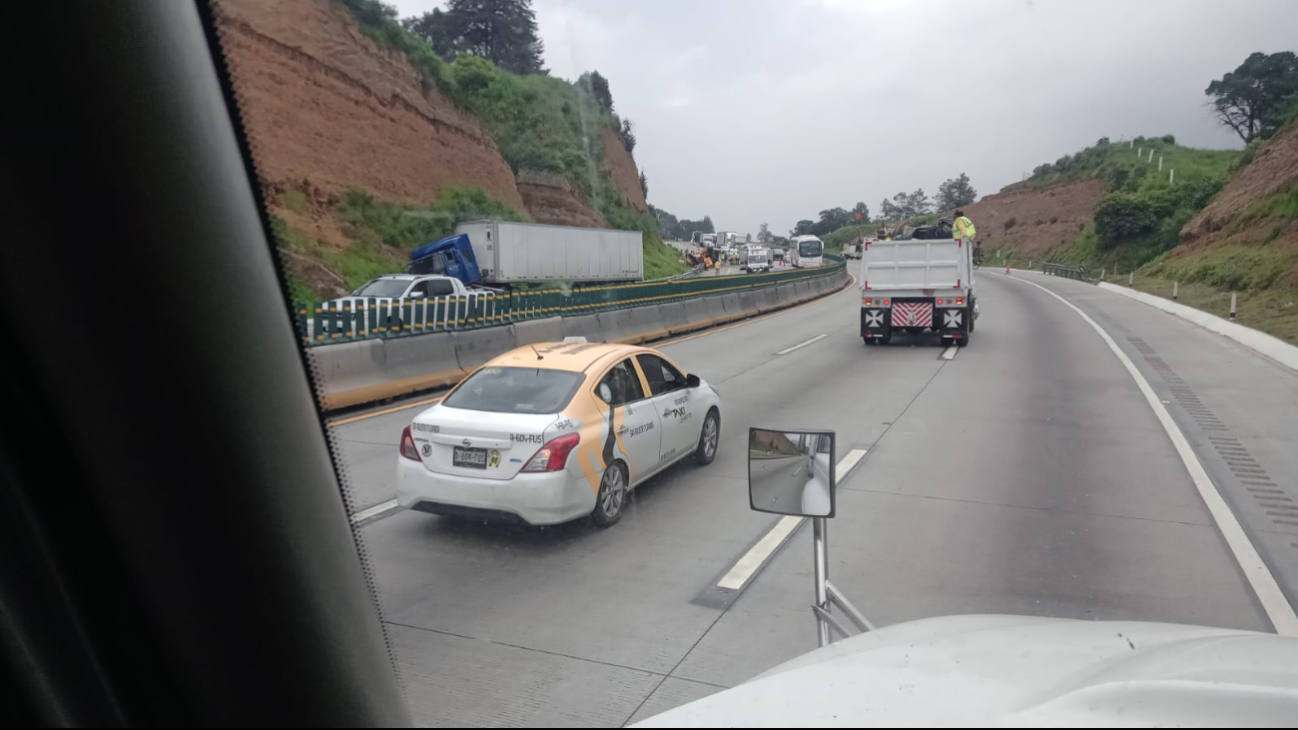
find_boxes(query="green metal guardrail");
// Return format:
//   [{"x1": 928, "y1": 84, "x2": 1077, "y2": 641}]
[
  {"x1": 297, "y1": 259, "x2": 847, "y2": 346},
  {"x1": 1042, "y1": 262, "x2": 1089, "y2": 281}
]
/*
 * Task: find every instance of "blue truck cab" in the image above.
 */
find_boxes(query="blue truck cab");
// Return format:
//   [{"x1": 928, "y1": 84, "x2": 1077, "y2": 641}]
[{"x1": 407, "y1": 234, "x2": 481, "y2": 286}]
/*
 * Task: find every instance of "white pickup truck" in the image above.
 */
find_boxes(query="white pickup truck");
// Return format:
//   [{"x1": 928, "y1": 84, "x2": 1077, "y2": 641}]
[
  {"x1": 325, "y1": 274, "x2": 473, "y2": 311},
  {"x1": 858, "y1": 237, "x2": 976, "y2": 347}
]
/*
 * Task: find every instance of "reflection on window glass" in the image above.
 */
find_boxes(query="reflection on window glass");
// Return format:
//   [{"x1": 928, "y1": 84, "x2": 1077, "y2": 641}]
[
  {"x1": 443, "y1": 367, "x2": 582, "y2": 414},
  {"x1": 597, "y1": 359, "x2": 645, "y2": 405},
  {"x1": 352, "y1": 279, "x2": 408, "y2": 298}
]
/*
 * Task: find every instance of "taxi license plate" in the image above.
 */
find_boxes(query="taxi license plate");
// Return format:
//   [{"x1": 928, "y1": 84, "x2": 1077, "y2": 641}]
[{"x1": 453, "y1": 446, "x2": 488, "y2": 469}]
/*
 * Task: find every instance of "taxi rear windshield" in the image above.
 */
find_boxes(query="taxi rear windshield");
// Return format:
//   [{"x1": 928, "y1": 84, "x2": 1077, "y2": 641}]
[{"x1": 443, "y1": 367, "x2": 585, "y2": 414}]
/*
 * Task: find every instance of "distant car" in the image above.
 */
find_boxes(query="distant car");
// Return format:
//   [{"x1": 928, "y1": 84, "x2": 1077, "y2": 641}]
[{"x1": 397, "y1": 340, "x2": 723, "y2": 527}]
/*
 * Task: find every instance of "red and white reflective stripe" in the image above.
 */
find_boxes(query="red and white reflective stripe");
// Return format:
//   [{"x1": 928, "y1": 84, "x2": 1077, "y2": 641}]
[{"x1": 892, "y1": 302, "x2": 933, "y2": 327}]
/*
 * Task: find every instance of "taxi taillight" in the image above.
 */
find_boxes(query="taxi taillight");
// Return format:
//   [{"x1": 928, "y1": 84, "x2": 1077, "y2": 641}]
[
  {"x1": 522, "y1": 432, "x2": 580, "y2": 472},
  {"x1": 400, "y1": 426, "x2": 422, "y2": 462}
]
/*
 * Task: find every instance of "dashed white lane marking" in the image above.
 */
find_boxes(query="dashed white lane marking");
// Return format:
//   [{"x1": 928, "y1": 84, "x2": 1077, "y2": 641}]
[
  {"x1": 716, "y1": 449, "x2": 868, "y2": 591},
  {"x1": 776, "y1": 334, "x2": 828, "y2": 356},
  {"x1": 941, "y1": 345, "x2": 958, "y2": 361},
  {"x1": 350, "y1": 498, "x2": 401, "y2": 525},
  {"x1": 994, "y1": 271, "x2": 1298, "y2": 636}
]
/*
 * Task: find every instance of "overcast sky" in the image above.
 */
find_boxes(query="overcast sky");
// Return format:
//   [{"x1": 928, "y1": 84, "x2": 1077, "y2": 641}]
[{"x1": 387, "y1": 0, "x2": 1296, "y2": 236}]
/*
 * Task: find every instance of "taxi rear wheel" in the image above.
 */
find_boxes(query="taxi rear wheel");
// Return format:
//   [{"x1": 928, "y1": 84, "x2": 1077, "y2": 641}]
[{"x1": 590, "y1": 462, "x2": 627, "y2": 528}]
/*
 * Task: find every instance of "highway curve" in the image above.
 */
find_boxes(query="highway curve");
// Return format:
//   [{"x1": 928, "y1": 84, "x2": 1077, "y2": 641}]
[{"x1": 328, "y1": 269, "x2": 1298, "y2": 726}]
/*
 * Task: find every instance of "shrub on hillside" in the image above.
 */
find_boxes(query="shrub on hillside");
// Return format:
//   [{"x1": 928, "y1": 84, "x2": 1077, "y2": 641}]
[
  {"x1": 1094, "y1": 192, "x2": 1158, "y2": 247},
  {"x1": 336, "y1": 186, "x2": 528, "y2": 250},
  {"x1": 1004, "y1": 217, "x2": 1017, "y2": 230},
  {"x1": 338, "y1": 0, "x2": 453, "y2": 91},
  {"x1": 1161, "y1": 134, "x2": 1176, "y2": 145}
]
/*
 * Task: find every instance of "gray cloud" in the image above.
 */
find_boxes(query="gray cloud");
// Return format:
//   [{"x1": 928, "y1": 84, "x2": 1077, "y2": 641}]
[{"x1": 389, "y1": 0, "x2": 1295, "y2": 235}]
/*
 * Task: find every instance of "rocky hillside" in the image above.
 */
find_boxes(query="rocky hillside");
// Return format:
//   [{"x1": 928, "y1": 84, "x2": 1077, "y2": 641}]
[
  {"x1": 1178, "y1": 118, "x2": 1298, "y2": 252},
  {"x1": 960, "y1": 179, "x2": 1106, "y2": 259},
  {"x1": 213, "y1": 0, "x2": 672, "y2": 298},
  {"x1": 1130, "y1": 118, "x2": 1298, "y2": 342}
]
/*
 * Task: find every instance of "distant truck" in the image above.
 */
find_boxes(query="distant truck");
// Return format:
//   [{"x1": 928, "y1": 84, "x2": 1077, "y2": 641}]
[
  {"x1": 842, "y1": 240, "x2": 869, "y2": 259},
  {"x1": 716, "y1": 231, "x2": 750, "y2": 248},
  {"x1": 859, "y1": 236, "x2": 976, "y2": 347},
  {"x1": 408, "y1": 220, "x2": 644, "y2": 288},
  {"x1": 740, "y1": 244, "x2": 770, "y2": 273}
]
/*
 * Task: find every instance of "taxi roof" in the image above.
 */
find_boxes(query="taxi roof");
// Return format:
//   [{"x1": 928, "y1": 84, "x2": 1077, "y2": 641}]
[{"x1": 487, "y1": 341, "x2": 653, "y2": 374}]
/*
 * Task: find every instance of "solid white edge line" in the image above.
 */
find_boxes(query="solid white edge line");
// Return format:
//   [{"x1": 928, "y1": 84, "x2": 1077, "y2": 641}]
[
  {"x1": 941, "y1": 346, "x2": 958, "y2": 361},
  {"x1": 994, "y1": 272, "x2": 1298, "y2": 635},
  {"x1": 716, "y1": 449, "x2": 868, "y2": 591},
  {"x1": 350, "y1": 498, "x2": 400, "y2": 524},
  {"x1": 776, "y1": 333, "x2": 828, "y2": 356}
]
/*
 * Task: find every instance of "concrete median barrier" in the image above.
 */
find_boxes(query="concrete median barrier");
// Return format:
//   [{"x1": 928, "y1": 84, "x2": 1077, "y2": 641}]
[
  {"x1": 627, "y1": 305, "x2": 669, "y2": 343},
  {"x1": 721, "y1": 293, "x2": 747, "y2": 319},
  {"x1": 681, "y1": 295, "x2": 731, "y2": 331},
  {"x1": 658, "y1": 302, "x2": 692, "y2": 335},
  {"x1": 513, "y1": 316, "x2": 564, "y2": 346},
  {"x1": 325, "y1": 332, "x2": 463, "y2": 410},
  {"x1": 593, "y1": 309, "x2": 636, "y2": 343},
  {"x1": 755, "y1": 287, "x2": 783, "y2": 313},
  {"x1": 562, "y1": 314, "x2": 603, "y2": 342},
  {"x1": 453, "y1": 327, "x2": 518, "y2": 372},
  {"x1": 312, "y1": 339, "x2": 387, "y2": 411},
  {"x1": 313, "y1": 268, "x2": 849, "y2": 411}
]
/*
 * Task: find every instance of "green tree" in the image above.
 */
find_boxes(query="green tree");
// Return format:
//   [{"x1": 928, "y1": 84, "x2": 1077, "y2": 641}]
[
  {"x1": 906, "y1": 189, "x2": 932, "y2": 217},
  {"x1": 639, "y1": 170, "x2": 648, "y2": 198},
  {"x1": 403, "y1": 0, "x2": 546, "y2": 75},
  {"x1": 792, "y1": 219, "x2": 817, "y2": 236},
  {"x1": 815, "y1": 207, "x2": 851, "y2": 235},
  {"x1": 619, "y1": 118, "x2": 637, "y2": 152},
  {"x1": 879, "y1": 196, "x2": 903, "y2": 221},
  {"x1": 651, "y1": 206, "x2": 679, "y2": 239},
  {"x1": 935, "y1": 173, "x2": 977, "y2": 210},
  {"x1": 577, "y1": 70, "x2": 614, "y2": 112},
  {"x1": 1205, "y1": 51, "x2": 1298, "y2": 143}
]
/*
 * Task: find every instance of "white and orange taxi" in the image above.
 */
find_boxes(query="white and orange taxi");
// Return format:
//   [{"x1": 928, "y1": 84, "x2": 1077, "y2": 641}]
[{"x1": 397, "y1": 339, "x2": 722, "y2": 527}]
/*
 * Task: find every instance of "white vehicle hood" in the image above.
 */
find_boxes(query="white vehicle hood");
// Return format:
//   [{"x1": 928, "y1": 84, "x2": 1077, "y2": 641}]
[{"x1": 634, "y1": 614, "x2": 1298, "y2": 727}]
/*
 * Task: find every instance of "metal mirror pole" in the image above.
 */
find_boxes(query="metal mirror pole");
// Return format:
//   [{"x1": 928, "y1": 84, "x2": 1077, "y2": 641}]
[{"x1": 813, "y1": 516, "x2": 831, "y2": 647}]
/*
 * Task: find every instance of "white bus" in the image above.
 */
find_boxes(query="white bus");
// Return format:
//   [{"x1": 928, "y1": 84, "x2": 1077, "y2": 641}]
[{"x1": 789, "y1": 235, "x2": 824, "y2": 268}]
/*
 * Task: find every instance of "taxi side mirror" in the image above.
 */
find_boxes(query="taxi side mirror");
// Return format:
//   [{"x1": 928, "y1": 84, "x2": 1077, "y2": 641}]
[{"x1": 686, "y1": 374, "x2": 701, "y2": 389}]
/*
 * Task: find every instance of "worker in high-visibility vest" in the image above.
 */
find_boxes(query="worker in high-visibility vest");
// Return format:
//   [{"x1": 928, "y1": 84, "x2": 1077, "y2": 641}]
[{"x1": 953, "y1": 209, "x2": 976, "y2": 242}]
